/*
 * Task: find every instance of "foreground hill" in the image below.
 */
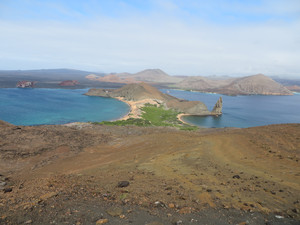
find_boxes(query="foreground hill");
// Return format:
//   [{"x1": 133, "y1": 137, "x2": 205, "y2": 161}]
[
  {"x1": 177, "y1": 74, "x2": 293, "y2": 95},
  {"x1": 86, "y1": 83, "x2": 222, "y2": 116},
  {"x1": 0, "y1": 122, "x2": 299, "y2": 224}
]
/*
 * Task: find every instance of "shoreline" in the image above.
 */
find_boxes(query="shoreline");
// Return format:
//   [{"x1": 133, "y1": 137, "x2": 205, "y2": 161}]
[
  {"x1": 113, "y1": 97, "x2": 165, "y2": 121},
  {"x1": 177, "y1": 113, "x2": 192, "y2": 125}
]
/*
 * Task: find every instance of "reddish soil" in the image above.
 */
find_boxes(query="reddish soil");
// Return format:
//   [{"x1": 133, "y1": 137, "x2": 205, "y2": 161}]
[{"x1": 0, "y1": 122, "x2": 299, "y2": 224}]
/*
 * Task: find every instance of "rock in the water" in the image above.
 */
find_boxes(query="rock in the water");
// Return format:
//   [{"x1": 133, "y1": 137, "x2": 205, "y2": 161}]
[
  {"x1": 211, "y1": 97, "x2": 222, "y2": 115},
  {"x1": 117, "y1": 181, "x2": 130, "y2": 188},
  {"x1": 106, "y1": 207, "x2": 123, "y2": 217}
]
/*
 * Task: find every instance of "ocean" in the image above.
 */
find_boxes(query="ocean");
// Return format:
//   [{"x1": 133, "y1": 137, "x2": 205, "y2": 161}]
[
  {"x1": 0, "y1": 88, "x2": 299, "y2": 127},
  {"x1": 0, "y1": 88, "x2": 129, "y2": 126},
  {"x1": 161, "y1": 89, "x2": 300, "y2": 128}
]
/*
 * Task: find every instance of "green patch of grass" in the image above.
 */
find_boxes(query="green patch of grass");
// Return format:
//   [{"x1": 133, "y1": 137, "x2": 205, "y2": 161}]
[
  {"x1": 141, "y1": 104, "x2": 179, "y2": 127},
  {"x1": 178, "y1": 126, "x2": 198, "y2": 131},
  {"x1": 93, "y1": 104, "x2": 198, "y2": 131},
  {"x1": 93, "y1": 118, "x2": 152, "y2": 127}
]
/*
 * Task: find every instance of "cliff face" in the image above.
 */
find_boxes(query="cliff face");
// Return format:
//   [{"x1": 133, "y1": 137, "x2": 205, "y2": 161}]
[{"x1": 86, "y1": 83, "x2": 221, "y2": 116}]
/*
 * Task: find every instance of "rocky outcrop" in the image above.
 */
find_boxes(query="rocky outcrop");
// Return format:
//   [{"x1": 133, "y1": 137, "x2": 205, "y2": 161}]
[
  {"x1": 85, "y1": 83, "x2": 219, "y2": 116},
  {"x1": 211, "y1": 97, "x2": 223, "y2": 115},
  {"x1": 16, "y1": 81, "x2": 36, "y2": 88}
]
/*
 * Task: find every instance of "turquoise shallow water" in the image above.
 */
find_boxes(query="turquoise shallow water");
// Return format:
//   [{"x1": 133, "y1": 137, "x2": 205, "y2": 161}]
[
  {"x1": 1, "y1": 88, "x2": 299, "y2": 128},
  {"x1": 0, "y1": 88, "x2": 129, "y2": 126},
  {"x1": 161, "y1": 89, "x2": 300, "y2": 128}
]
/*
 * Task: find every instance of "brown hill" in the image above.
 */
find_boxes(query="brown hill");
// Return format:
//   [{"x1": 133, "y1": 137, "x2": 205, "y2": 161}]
[
  {"x1": 286, "y1": 85, "x2": 300, "y2": 92},
  {"x1": 117, "y1": 69, "x2": 183, "y2": 83},
  {"x1": 85, "y1": 74, "x2": 138, "y2": 84},
  {"x1": 222, "y1": 74, "x2": 293, "y2": 95},
  {"x1": 86, "y1": 69, "x2": 184, "y2": 84},
  {"x1": 177, "y1": 74, "x2": 293, "y2": 95},
  {"x1": 177, "y1": 76, "x2": 234, "y2": 90},
  {"x1": 86, "y1": 83, "x2": 220, "y2": 115}
]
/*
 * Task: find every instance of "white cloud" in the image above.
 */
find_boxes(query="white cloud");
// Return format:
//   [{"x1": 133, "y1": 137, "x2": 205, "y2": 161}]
[{"x1": 0, "y1": 2, "x2": 299, "y2": 77}]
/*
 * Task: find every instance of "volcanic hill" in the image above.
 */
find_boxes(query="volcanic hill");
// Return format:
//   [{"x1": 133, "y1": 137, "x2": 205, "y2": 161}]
[
  {"x1": 177, "y1": 74, "x2": 293, "y2": 95},
  {"x1": 86, "y1": 69, "x2": 183, "y2": 84}
]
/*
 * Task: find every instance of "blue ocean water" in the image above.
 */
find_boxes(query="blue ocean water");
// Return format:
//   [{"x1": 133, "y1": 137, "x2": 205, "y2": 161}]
[
  {"x1": 0, "y1": 88, "x2": 129, "y2": 126},
  {"x1": 161, "y1": 89, "x2": 300, "y2": 128}
]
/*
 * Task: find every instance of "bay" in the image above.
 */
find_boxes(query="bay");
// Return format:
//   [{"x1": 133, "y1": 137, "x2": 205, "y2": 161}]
[
  {"x1": 0, "y1": 88, "x2": 129, "y2": 126},
  {"x1": 161, "y1": 89, "x2": 300, "y2": 128}
]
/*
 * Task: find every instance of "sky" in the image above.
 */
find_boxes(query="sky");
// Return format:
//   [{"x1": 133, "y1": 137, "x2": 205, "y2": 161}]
[{"x1": 0, "y1": 0, "x2": 299, "y2": 77}]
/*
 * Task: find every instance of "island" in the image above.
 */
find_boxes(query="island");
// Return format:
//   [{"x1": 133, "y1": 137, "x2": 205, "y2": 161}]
[
  {"x1": 85, "y1": 83, "x2": 222, "y2": 128},
  {"x1": 16, "y1": 80, "x2": 36, "y2": 88},
  {"x1": 59, "y1": 80, "x2": 79, "y2": 86},
  {"x1": 86, "y1": 69, "x2": 293, "y2": 96}
]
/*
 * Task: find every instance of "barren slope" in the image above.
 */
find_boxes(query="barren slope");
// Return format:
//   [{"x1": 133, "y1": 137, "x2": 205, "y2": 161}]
[{"x1": 0, "y1": 122, "x2": 299, "y2": 224}]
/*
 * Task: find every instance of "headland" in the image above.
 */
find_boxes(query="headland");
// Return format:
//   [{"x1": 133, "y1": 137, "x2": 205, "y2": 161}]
[{"x1": 85, "y1": 83, "x2": 222, "y2": 127}]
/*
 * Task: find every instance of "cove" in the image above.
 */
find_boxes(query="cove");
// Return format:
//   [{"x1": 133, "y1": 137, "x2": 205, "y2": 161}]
[
  {"x1": 0, "y1": 88, "x2": 129, "y2": 126},
  {"x1": 161, "y1": 89, "x2": 300, "y2": 128}
]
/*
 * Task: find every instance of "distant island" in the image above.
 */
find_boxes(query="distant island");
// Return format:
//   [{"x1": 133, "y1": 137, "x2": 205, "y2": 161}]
[
  {"x1": 0, "y1": 68, "x2": 297, "y2": 95},
  {"x1": 59, "y1": 80, "x2": 79, "y2": 86},
  {"x1": 16, "y1": 81, "x2": 36, "y2": 88},
  {"x1": 87, "y1": 69, "x2": 293, "y2": 96}
]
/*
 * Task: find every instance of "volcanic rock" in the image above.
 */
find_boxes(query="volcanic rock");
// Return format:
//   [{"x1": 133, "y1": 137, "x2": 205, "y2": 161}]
[{"x1": 211, "y1": 97, "x2": 223, "y2": 115}]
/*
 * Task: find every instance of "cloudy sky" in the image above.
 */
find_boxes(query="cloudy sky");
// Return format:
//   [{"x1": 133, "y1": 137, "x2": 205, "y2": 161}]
[{"x1": 0, "y1": 0, "x2": 299, "y2": 77}]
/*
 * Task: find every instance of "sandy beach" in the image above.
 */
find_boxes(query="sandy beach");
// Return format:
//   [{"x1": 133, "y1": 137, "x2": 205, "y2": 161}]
[{"x1": 115, "y1": 97, "x2": 163, "y2": 121}]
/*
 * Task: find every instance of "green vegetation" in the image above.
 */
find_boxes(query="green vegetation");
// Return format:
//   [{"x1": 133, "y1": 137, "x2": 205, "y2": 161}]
[
  {"x1": 98, "y1": 118, "x2": 151, "y2": 126},
  {"x1": 93, "y1": 104, "x2": 197, "y2": 131},
  {"x1": 141, "y1": 104, "x2": 178, "y2": 126}
]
